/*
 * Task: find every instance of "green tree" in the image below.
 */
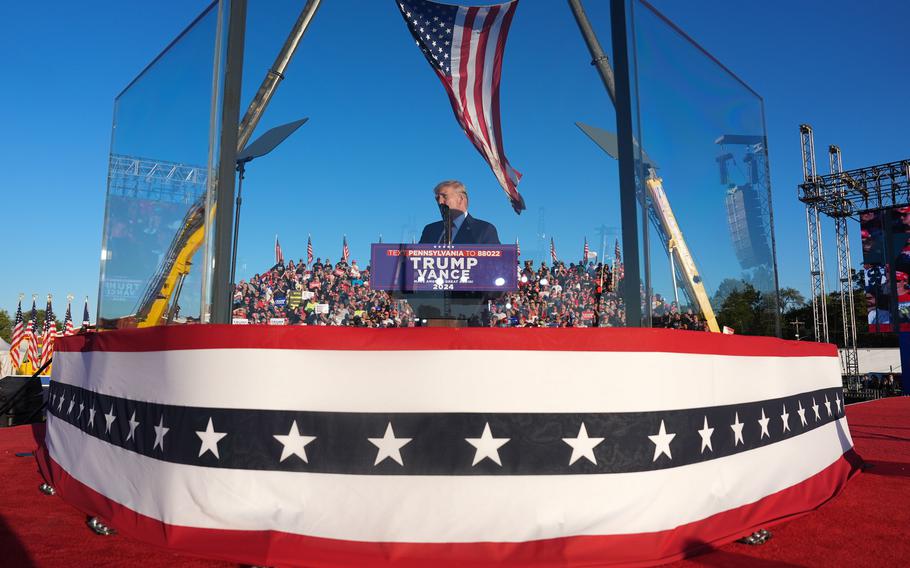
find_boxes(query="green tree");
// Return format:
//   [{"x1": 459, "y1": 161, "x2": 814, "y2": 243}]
[
  {"x1": 0, "y1": 309, "x2": 62, "y2": 343},
  {"x1": 0, "y1": 309, "x2": 10, "y2": 343},
  {"x1": 716, "y1": 282, "x2": 763, "y2": 335}
]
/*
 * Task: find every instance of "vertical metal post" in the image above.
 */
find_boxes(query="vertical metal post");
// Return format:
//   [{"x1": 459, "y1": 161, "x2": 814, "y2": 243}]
[
  {"x1": 210, "y1": 0, "x2": 247, "y2": 324},
  {"x1": 608, "y1": 0, "x2": 643, "y2": 326},
  {"x1": 799, "y1": 124, "x2": 829, "y2": 342},
  {"x1": 829, "y1": 145, "x2": 859, "y2": 381}
]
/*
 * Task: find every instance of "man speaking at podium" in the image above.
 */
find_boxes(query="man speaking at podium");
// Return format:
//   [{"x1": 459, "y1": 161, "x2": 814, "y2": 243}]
[{"x1": 419, "y1": 180, "x2": 500, "y2": 245}]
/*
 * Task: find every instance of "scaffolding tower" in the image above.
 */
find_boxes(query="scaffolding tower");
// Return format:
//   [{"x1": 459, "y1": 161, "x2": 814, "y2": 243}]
[
  {"x1": 799, "y1": 125, "x2": 829, "y2": 344},
  {"x1": 798, "y1": 124, "x2": 910, "y2": 379},
  {"x1": 827, "y1": 145, "x2": 859, "y2": 380}
]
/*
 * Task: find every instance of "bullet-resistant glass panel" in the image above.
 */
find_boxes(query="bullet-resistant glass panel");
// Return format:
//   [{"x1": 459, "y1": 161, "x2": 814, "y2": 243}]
[
  {"x1": 626, "y1": 0, "x2": 780, "y2": 335},
  {"x1": 97, "y1": 2, "x2": 227, "y2": 328}
]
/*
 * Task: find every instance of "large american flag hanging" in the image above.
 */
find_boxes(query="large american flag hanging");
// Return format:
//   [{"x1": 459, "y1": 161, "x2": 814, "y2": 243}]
[
  {"x1": 341, "y1": 235, "x2": 350, "y2": 264},
  {"x1": 9, "y1": 297, "x2": 25, "y2": 368},
  {"x1": 307, "y1": 235, "x2": 314, "y2": 265},
  {"x1": 397, "y1": 0, "x2": 525, "y2": 213},
  {"x1": 40, "y1": 326, "x2": 856, "y2": 567}
]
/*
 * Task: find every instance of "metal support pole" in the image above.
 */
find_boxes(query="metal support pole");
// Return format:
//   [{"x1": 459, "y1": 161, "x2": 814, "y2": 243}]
[
  {"x1": 230, "y1": 161, "x2": 247, "y2": 291},
  {"x1": 210, "y1": 0, "x2": 247, "y2": 324},
  {"x1": 608, "y1": 0, "x2": 643, "y2": 327},
  {"x1": 568, "y1": 0, "x2": 642, "y2": 326},
  {"x1": 829, "y1": 145, "x2": 859, "y2": 380},
  {"x1": 799, "y1": 124, "x2": 829, "y2": 342}
]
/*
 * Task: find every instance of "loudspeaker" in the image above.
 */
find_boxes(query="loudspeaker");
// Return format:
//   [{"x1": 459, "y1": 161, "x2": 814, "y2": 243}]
[{"x1": 0, "y1": 376, "x2": 44, "y2": 427}]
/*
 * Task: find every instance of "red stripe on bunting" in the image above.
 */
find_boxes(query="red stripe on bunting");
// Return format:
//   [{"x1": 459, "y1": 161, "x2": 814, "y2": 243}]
[
  {"x1": 54, "y1": 326, "x2": 837, "y2": 358},
  {"x1": 35, "y1": 447, "x2": 860, "y2": 568}
]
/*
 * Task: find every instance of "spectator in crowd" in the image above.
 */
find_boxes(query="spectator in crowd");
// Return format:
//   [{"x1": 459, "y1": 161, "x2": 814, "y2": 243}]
[{"x1": 233, "y1": 253, "x2": 708, "y2": 331}]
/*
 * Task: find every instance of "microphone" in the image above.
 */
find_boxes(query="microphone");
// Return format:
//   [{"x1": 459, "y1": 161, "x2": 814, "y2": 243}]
[{"x1": 439, "y1": 204, "x2": 452, "y2": 245}]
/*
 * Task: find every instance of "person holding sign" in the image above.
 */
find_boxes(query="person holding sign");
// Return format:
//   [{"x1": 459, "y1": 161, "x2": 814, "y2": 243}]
[{"x1": 419, "y1": 180, "x2": 500, "y2": 245}]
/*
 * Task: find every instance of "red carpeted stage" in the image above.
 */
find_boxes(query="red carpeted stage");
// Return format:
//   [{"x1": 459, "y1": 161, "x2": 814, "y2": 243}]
[{"x1": 1, "y1": 397, "x2": 907, "y2": 567}]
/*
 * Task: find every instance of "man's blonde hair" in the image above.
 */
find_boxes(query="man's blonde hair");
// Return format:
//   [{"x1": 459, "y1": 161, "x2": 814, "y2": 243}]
[{"x1": 433, "y1": 180, "x2": 468, "y2": 199}]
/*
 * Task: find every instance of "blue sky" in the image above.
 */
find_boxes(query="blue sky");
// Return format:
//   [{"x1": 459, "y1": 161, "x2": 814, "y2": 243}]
[{"x1": 2, "y1": 0, "x2": 908, "y2": 319}]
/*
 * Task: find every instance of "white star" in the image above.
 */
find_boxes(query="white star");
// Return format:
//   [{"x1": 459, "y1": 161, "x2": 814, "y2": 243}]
[
  {"x1": 835, "y1": 394, "x2": 842, "y2": 414},
  {"x1": 368, "y1": 422, "x2": 411, "y2": 466},
  {"x1": 77, "y1": 402, "x2": 84, "y2": 419},
  {"x1": 648, "y1": 420, "x2": 676, "y2": 461},
  {"x1": 466, "y1": 422, "x2": 509, "y2": 466},
  {"x1": 797, "y1": 400, "x2": 808, "y2": 426},
  {"x1": 274, "y1": 420, "x2": 316, "y2": 463},
  {"x1": 781, "y1": 404, "x2": 791, "y2": 432},
  {"x1": 104, "y1": 405, "x2": 116, "y2": 434},
  {"x1": 824, "y1": 394, "x2": 832, "y2": 417},
  {"x1": 67, "y1": 397, "x2": 75, "y2": 415},
  {"x1": 731, "y1": 412, "x2": 745, "y2": 446},
  {"x1": 126, "y1": 410, "x2": 140, "y2": 442},
  {"x1": 562, "y1": 422, "x2": 604, "y2": 465},
  {"x1": 88, "y1": 405, "x2": 96, "y2": 429},
  {"x1": 758, "y1": 408, "x2": 771, "y2": 439},
  {"x1": 812, "y1": 398, "x2": 821, "y2": 421},
  {"x1": 697, "y1": 416, "x2": 714, "y2": 453},
  {"x1": 153, "y1": 415, "x2": 169, "y2": 451},
  {"x1": 57, "y1": 395, "x2": 64, "y2": 412},
  {"x1": 196, "y1": 417, "x2": 227, "y2": 459}
]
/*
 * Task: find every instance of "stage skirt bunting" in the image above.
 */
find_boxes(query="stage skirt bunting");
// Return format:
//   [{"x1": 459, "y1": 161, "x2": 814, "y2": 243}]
[{"x1": 37, "y1": 326, "x2": 858, "y2": 567}]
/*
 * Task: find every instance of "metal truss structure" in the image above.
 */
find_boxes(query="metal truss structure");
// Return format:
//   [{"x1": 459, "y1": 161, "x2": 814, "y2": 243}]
[
  {"x1": 799, "y1": 155, "x2": 910, "y2": 216},
  {"x1": 827, "y1": 145, "x2": 859, "y2": 380},
  {"x1": 798, "y1": 124, "x2": 829, "y2": 344},
  {"x1": 797, "y1": 125, "x2": 910, "y2": 379},
  {"x1": 108, "y1": 154, "x2": 208, "y2": 204}
]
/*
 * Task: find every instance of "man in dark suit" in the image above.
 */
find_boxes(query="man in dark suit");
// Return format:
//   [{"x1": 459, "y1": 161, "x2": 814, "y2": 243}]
[{"x1": 419, "y1": 180, "x2": 500, "y2": 245}]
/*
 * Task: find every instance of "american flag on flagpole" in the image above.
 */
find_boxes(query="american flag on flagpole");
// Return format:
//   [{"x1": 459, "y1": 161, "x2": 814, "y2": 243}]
[
  {"x1": 40, "y1": 295, "x2": 56, "y2": 367},
  {"x1": 26, "y1": 297, "x2": 39, "y2": 366},
  {"x1": 9, "y1": 296, "x2": 25, "y2": 369},
  {"x1": 550, "y1": 238, "x2": 557, "y2": 263},
  {"x1": 583, "y1": 237, "x2": 590, "y2": 264},
  {"x1": 396, "y1": 0, "x2": 525, "y2": 213},
  {"x1": 63, "y1": 296, "x2": 75, "y2": 337},
  {"x1": 306, "y1": 235, "x2": 314, "y2": 266},
  {"x1": 275, "y1": 235, "x2": 284, "y2": 266},
  {"x1": 81, "y1": 297, "x2": 91, "y2": 330},
  {"x1": 341, "y1": 236, "x2": 350, "y2": 264}
]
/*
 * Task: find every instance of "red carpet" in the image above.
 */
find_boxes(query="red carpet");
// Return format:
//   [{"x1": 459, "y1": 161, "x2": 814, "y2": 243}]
[{"x1": 1, "y1": 398, "x2": 907, "y2": 567}]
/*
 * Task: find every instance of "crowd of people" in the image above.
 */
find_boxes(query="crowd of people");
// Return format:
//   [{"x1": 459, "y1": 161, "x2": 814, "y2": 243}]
[{"x1": 232, "y1": 253, "x2": 708, "y2": 330}]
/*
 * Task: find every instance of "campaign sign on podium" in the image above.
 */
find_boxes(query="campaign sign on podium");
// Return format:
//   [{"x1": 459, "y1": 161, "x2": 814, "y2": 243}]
[{"x1": 370, "y1": 244, "x2": 518, "y2": 292}]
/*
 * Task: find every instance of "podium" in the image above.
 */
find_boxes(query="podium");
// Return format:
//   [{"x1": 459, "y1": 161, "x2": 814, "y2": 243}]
[{"x1": 371, "y1": 243, "x2": 519, "y2": 327}]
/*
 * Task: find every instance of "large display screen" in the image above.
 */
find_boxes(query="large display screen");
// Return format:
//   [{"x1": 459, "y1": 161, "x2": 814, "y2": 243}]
[{"x1": 860, "y1": 206, "x2": 910, "y2": 332}]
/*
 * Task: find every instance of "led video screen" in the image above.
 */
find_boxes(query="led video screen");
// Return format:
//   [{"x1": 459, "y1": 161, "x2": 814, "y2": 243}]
[{"x1": 860, "y1": 206, "x2": 910, "y2": 332}]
